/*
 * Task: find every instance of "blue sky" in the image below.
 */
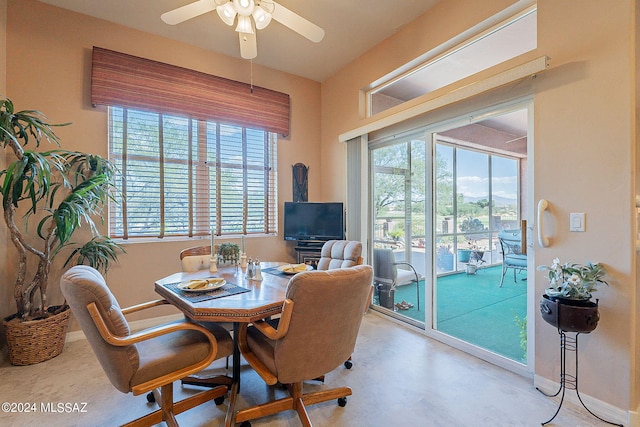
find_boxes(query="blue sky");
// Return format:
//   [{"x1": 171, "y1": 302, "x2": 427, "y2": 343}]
[{"x1": 440, "y1": 145, "x2": 518, "y2": 203}]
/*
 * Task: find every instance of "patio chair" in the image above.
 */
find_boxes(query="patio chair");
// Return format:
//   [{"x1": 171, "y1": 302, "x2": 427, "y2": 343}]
[
  {"x1": 373, "y1": 248, "x2": 422, "y2": 311},
  {"x1": 498, "y1": 229, "x2": 527, "y2": 287}
]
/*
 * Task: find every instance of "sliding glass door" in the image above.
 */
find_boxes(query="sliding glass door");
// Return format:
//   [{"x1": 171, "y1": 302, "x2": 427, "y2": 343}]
[
  {"x1": 370, "y1": 134, "x2": 426, "y2": 326},
  {"x1": 368, "y1": 105, "x2": 530, "y2": 368},
  {"x1": 432, "y1": 113, "x2": 527, "y2": 365}
]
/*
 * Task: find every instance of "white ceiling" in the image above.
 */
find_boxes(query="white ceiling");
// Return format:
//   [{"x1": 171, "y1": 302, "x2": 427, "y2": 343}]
[{"x1": 38, "y1": 0, "x2": 441, "y2": 83}]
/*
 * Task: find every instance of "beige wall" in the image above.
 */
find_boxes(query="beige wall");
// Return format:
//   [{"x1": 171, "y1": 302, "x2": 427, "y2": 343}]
[
  {"x1": 535, "y1": 0, "x2": 634, "y2": 413},
  {"x1": 321, "y1": 0, "x2": 636, "y2": 415},
  {"x1": 1, "y1": 0, "x2": 321, "y2": 325}
]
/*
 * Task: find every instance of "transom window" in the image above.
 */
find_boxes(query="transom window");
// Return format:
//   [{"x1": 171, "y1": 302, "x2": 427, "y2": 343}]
[
  {"x1": 368, "y1": 7, "x2": 537, "y2": 116},
  {"x1": 108, "y1": 107, "x2": 277, "y2": 240}
]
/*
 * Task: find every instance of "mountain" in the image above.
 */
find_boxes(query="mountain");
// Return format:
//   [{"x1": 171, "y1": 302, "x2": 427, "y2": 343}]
[{"x1": 464, "y1": 195, "x2": 517, "y2": 207}]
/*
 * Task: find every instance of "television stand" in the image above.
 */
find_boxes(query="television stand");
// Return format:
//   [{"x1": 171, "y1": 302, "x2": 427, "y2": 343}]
[{"x1": 294, "y1": 241, "x2": 325, "y2": 268}]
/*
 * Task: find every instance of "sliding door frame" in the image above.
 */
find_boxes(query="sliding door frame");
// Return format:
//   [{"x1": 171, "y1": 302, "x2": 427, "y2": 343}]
[
  {"x1": 360, "y1": 98, "x2": 534, "y2": 377},
  {"x1": 424, "y1": 99, "x2": 534, "y2": 377}
]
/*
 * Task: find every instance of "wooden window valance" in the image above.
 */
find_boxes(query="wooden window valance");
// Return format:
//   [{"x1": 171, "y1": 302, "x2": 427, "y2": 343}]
[{"x1": 91, "y1": 46, "x2": 290, "y2": 136}]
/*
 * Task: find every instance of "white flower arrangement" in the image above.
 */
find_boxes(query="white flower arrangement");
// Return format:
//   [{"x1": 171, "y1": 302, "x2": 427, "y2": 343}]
[{"x1": 538, "y1": 257, "x2": 608, "y2": 300}]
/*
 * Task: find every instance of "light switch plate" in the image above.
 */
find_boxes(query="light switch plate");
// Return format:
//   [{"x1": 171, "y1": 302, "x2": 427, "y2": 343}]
[{"x1": 570, "y1": 212, "x2": 585, "y2": 232}]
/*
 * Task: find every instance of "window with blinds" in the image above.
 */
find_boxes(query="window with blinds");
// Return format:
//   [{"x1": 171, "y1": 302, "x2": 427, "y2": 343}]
[{"x1": 108, "y1": 106, "x2": 277, "y2": 240}]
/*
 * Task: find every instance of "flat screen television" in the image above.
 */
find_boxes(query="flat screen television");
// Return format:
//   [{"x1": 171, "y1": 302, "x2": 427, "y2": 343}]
[{"x1": 283, "y1": 202, "x2": 345, "y2": 242}]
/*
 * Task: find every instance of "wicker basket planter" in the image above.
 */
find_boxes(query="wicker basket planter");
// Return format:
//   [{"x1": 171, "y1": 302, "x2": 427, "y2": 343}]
[{"x1": 3, "y1": 305, "x2": 71, "y2": 366}]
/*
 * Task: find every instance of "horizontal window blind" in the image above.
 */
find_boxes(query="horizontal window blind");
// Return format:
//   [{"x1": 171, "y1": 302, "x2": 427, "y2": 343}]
[
  {"x1": 109, "y1": 107, "x2": 277, "y2": 239},
  {"x1": 92, "y1": 46, "x2": 290, "y2": 136}
]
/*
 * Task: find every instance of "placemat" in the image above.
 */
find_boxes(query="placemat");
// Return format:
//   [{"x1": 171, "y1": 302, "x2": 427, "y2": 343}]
[
  {"x1": 263, "y1": 266, "x2": 314, "y2": 278},
  {"x1": 164, "y1": 281, "x2": 251, "y2": 303},
  {"x1": 262, "y1": 267, "x2": 291, "y2": 278}
]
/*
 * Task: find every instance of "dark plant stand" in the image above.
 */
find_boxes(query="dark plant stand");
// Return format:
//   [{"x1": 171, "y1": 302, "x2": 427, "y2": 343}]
[{"x1": 538, "y1": 295, "x2": 623, "y2": 426}]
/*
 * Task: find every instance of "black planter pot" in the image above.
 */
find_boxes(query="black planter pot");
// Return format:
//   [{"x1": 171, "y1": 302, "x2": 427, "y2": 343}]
[{"x1": 539, "y1": 294, "x2": 599, "y2": 333}]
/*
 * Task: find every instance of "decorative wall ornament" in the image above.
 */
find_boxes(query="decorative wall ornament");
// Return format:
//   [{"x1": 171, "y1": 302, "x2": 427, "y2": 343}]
[{"x1": 292, "y1": 163, "x2": 308, "y2": 202}]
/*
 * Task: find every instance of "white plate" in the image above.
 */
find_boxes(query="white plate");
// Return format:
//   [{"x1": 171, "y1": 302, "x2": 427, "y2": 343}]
[
  {"x1": 277, "y1": 264, "x2": 313, "y2": 275},
  {"x1": 178, "y1": 278, "x2": 226, "y2": 293}
]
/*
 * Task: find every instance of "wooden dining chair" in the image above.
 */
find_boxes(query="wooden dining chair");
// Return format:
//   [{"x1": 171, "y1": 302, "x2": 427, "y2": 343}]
[
  {"x1": 234, "y1": 265, "x2": 373, "y2": 427},
  {"x1": 60, "y1": 265, "x2": 234, "y2": 427},
  {"x1": 180, "y1": 245, "x2": 213, "y2": 272},
  {"x1": 178, "y1": 244, "x2": 235, "y2": 387}
]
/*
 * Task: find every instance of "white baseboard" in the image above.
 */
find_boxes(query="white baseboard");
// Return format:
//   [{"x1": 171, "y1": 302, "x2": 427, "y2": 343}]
[
  {"x1": 534, "y1": 374, "x2": 629, "y2": 426},
  {"x1": 65, "y1": 313, "x2": 184, "y2": 343}
]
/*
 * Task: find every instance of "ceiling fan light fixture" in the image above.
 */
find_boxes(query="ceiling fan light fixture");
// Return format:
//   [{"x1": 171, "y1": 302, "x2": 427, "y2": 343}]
[
  {"x1": 216, "y1": 2, "x2": 237, "y2": 26},
  {"x1": 235, "y1": 15, "x2": 254, "y2": 34},
  {"x1": 233, "y1": 0, "x2": 255, "y2": 16},
  {"x1": 252, "y1": 6, "x2": 272, "y2": 30},
  {"x1": 162, "y1": 0, "x2": 324, "y2": 60}
]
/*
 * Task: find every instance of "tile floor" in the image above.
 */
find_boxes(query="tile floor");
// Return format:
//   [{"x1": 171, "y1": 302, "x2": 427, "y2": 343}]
[{"x1": 0, "y1": 313, "x2": 607, "y2": 426}]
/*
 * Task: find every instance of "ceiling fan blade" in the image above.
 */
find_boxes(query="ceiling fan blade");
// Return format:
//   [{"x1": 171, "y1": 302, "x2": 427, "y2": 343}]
[
  {"x1": 271, "y1": 2, "x2": 325, "y2": 43},
  {"x1": 161, "y1": 0, "x2": 217, "y2": 25},
  {"x1": 239, "y1": 32, "x2": 257, "y2": 59}
]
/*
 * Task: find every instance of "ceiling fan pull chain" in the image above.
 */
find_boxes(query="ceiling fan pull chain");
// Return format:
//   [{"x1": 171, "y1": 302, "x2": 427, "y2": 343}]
[{"x1": 250, "y1": 58, "x2": 254, "y2": 94}]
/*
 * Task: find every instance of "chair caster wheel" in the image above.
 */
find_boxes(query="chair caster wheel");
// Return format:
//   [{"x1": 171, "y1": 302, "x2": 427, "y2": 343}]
[
  {"x1": 338, "y1": 397, "x2": 348, "y2": 407},
  {"x1": 240, "y1": 422, "x2": 251, "y2": 427},
  {"x1": 344, "y1": 360, "x2": 353, "y2": 369},
  {"x1": 146, "y1": 392, "x2": 155, "y2": 403},
  {"x1": 214, "y1": 395, "x2": 225, "y2": 405}
]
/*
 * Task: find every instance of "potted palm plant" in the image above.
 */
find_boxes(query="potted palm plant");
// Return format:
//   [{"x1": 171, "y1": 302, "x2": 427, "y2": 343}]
[{"x1": 1, "y1": 99, "x2": 123, "y2": 365}]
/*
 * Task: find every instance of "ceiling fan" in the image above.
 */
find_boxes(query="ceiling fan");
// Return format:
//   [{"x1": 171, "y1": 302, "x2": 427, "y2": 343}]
[{"x1": 161, "y1": 0, "x2": 325, "y2": 59}]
